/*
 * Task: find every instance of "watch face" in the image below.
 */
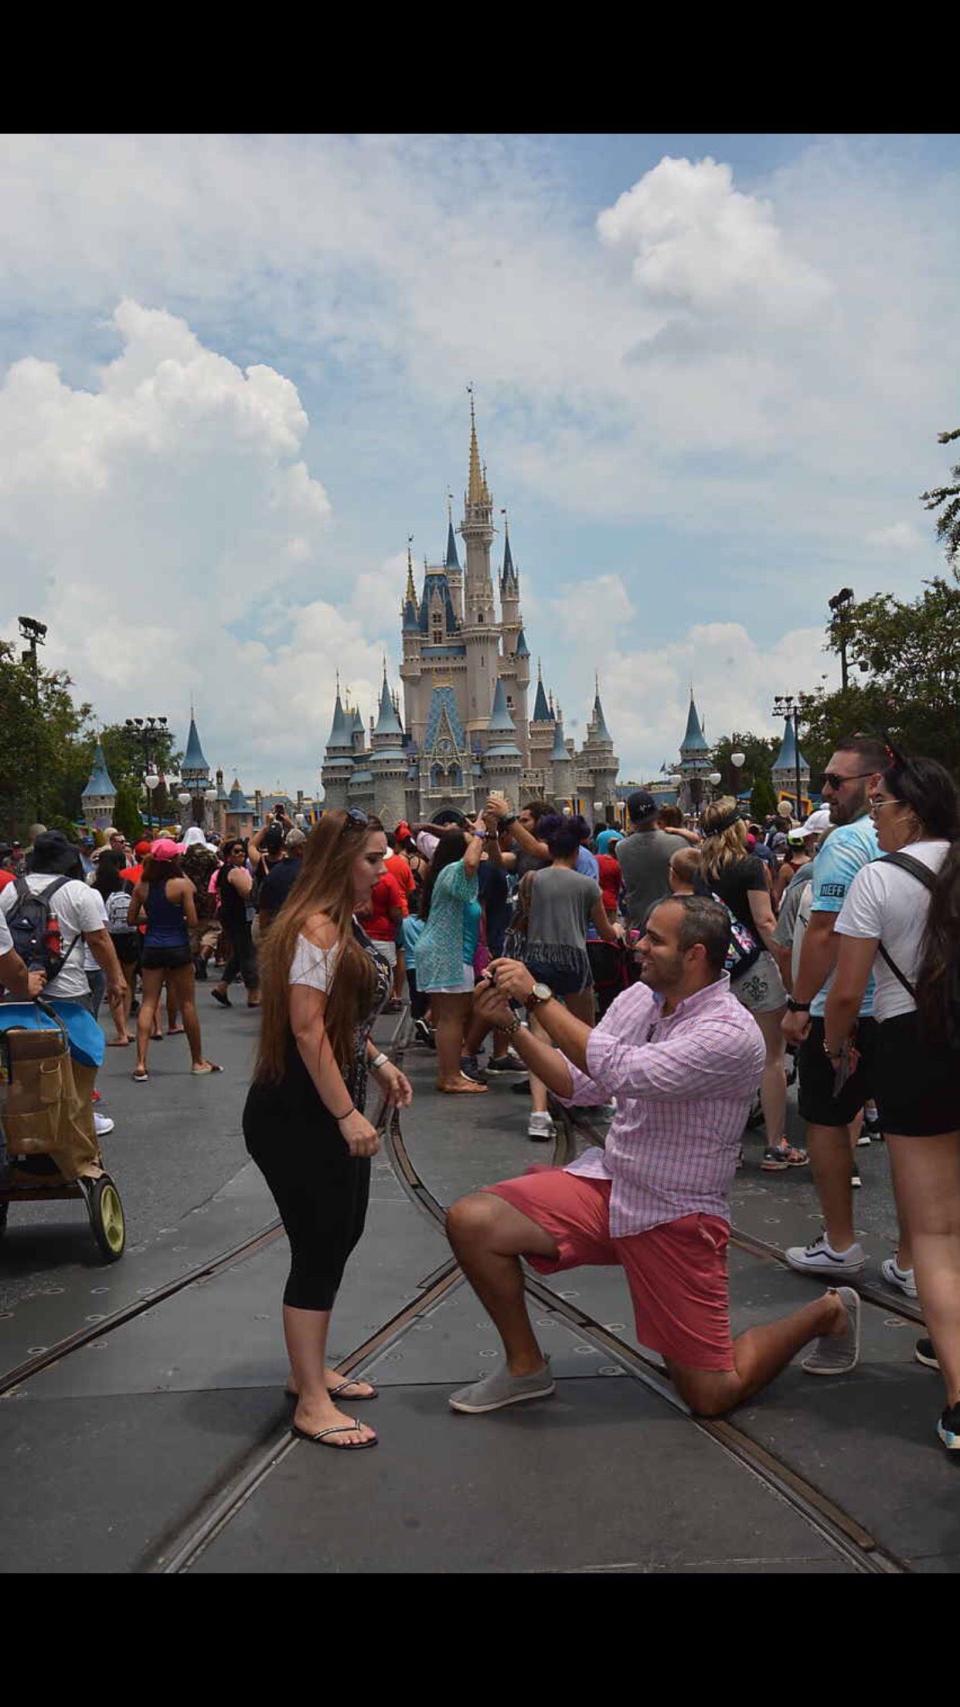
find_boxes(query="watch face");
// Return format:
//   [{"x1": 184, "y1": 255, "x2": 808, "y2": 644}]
[{"x1": 531, "y1": 982, "x2": 552, "y2": 1003}]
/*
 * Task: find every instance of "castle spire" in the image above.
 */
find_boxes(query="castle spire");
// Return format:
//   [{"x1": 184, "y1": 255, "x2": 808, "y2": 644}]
[
  {"x1": 405, "y1": 539, "x2": 417, "y2": 608},
  {"x1": 446, "y1": 493, "x2": 460, "y2": 569},
  {"x1": 466, "y1": 385, "x2": 487, "y2": 506}
]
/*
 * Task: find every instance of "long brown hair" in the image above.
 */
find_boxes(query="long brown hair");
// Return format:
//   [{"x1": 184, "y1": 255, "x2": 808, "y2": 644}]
[
  {"x1": 699, "y1": 797, "x2": 748, "y2": 879},
  {"x1": 253, "y1": 812, "x2": 377, "y2": 1083}
]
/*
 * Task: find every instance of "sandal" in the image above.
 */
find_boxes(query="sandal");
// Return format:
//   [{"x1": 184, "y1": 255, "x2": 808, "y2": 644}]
[
  {"x1": 761, "y1": 1147, "x2": 788, "y2": 1171},
  {"x1": 191, "y1": 1062, "x2": 224, "y2": 1075},
  {"x1": 168, "y1": 1025, "x2": 185, "y2": 1035},
  {"x1": 132, "y1": 1069, "x2": 149, "y2": 1082},
  {"x1": 285, "y1": 1378, "x2": 378, "y2": 1404},
  {"x1": 436, "y1": 1077, "x2": 488, "y2": 1094},
  {"x1": 290, "y1": 1418, "x2": 378, "y2": 1450},
  {"x1": 107, "y1": 1036, "x2": 132, "y2": 1047},
  {"x1": 211, "y1": 989, "x2": 231, "y2": 1007}
]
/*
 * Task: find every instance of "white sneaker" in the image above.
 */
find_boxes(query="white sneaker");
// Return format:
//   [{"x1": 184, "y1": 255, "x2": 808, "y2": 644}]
[
  {"x1": 785, "y1": 1234, "x2": 865, "y2": 1276},
  {"x1": 93, "y1": 1112, "x2": 115, "y2": 1137},
  {"x1": 527, "y1": 1112, "x2": 556, "y2": 1142},
  {"x1": 856, "y1": 1132, "x2": 872, "y2": 1147},
  {"x1": 881, "y1": 1255, "x2": 918, "y2": 1298}
]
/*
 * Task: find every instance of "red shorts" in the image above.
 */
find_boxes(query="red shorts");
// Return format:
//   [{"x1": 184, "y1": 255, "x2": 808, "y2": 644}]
[{"x1": 485, "y1": 1169, "x2": 734, "y2": 1373}]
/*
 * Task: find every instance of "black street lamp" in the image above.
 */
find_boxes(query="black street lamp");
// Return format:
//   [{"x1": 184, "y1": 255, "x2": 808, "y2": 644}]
[
  {"x1": 19, "y1": 616, "x2": 47, "y2": 822},
  {"x1": 125, "y1": 715, "x2": 167, "y2": 831},
  {"x1": 828, "y1": 587, "x2": 855, "y2": 692},
  {"x1": 772, "y1": 694, "x2": 815, "y2": 820}
]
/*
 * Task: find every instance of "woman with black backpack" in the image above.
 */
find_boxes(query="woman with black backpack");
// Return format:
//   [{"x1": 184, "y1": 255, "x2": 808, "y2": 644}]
[
  {"x1": 825, "y1": 753, "x2": 960, "y2": 1455},
  {"x1": 697, "y1": 798, "x2": 806, "y2": 1173}
]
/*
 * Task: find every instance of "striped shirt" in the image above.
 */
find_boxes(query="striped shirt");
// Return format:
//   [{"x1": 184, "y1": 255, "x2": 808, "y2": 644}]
[{"x1": 560, "y1": 973, "x2": 765, "y2": 1237}]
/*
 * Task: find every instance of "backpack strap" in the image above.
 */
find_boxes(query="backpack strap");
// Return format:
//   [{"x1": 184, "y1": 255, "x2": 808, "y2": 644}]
[
  {"x1": 873, "y1": 852, "x2": 938, "y2": 1000},
  {"x1": 41, "y1": 875, "x2": 82, "y2": 973}
]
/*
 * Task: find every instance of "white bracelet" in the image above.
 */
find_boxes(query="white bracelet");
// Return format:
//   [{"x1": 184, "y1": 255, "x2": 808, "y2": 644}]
[{"x1": 370, "y1": 1051, "x2": 389, "y2": 1071}]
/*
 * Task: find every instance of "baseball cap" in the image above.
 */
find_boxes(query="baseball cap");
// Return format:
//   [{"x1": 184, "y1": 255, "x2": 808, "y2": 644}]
[
  {"x1": 150, "y1": 837, "x2": 182, "y2": 861},
  {"x1": 787, "y1": 827, "x2": 806, "y2": 847},
  {"x1": 134, "y1": 839, "x2": 153, "y2": 858},
  {"x1": 626, "y1": 790, "x2": 658, "y2": 822},
  {"x1": 262, "y1": 823, "x2": 285, "y2": 853},
  {"x1": 802, "y1": 808, "x2": 831, "y2": 836}
]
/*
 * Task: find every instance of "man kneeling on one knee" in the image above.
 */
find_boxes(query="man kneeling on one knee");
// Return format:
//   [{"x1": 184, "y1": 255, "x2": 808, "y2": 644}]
[{"x1": 446, "y1": 895, "x2": 860, "y2": 1419}]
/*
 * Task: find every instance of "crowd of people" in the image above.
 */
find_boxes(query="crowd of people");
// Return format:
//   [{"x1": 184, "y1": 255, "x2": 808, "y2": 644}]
[{"x1": 3, "y1": 729, "x2": 960, "y2": 1459}]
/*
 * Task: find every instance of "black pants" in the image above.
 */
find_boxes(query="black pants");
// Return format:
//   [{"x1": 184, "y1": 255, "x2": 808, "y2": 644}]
[
  {"x1": 243, "y1": 1083, "x2": 370, "y2": 1310},
  {"x1": 222, "y1": 919, "x2": 259, "y2": 990}
]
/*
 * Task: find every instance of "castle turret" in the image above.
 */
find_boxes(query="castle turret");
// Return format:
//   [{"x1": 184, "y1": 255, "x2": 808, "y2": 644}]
[
  {"x1": 370, "y1": 667, "x2": 407, "y2": 829},
  {"x1": 445, "y1": 498, "x2": 464, "y2": 624},
  {"x1": 81, "y1": 738, "x2": 117, "y2": 832},
  {"x1": 321, "y1": 683, "x2": 354, "y2": 811},
  {"x1": 525, "y1": 660, "x2": 556, "y2": 796},
  {"x1": 771, "y1": 717, "x2": 810, "y2": 816},
  {"x1": 481, "y1": 677, "x2": 522, "y2": 809},
  {"x1": 549, "y1": 711, "x2": 574, "y2": 807},
  {"x1": 458, "y1": 396, "x2": 499, "y2": 732},
  {"x1": 578, "y1": 677, "x2": 620, "y2": 819},
  {"x1": 678, "y1": 692, "x2": 712, "y2": 815}
]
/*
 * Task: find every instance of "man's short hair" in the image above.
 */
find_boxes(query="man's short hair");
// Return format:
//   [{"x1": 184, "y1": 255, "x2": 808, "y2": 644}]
[
  {"x1": 668, "y1": 846, "x2": 700, "y2": 884},
  {"x1": 284, "y1": 827, "x2": 307, "y2": 850},
  {"x1": 834, "y1": 733, "x2": 890, "y2": 771},
  {"x1": 520, "y1": 799, "x2": 553, "y2": 825},
  {"x1": 655, "y1": 894, "x2": 729, "y2": 975}
]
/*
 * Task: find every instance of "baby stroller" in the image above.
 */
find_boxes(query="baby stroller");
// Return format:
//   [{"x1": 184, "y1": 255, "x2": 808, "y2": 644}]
[{"x1": 0, "y1": 1000, "x2": 126, "y2": 1262}]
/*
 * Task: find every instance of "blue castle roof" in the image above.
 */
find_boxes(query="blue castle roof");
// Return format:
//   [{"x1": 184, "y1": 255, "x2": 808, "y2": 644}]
[
  {"x1": 681, "y1": 696, "x2": 708, "y2": 753},
  {"x1": 182, "y1": 716, "x2": 210, "y2": 774},
  {"x1": 532, "y1": 677, "x2": 553, "y2": 723},
  {"x1": 487, "y1": 677, "x2": 516, "y2": 734},
  {"x1": 227, "y1": 778, "x2": 251, "y2": 813},
  {"x1": 446, "y1": 518, "x2": 460, "y2": 570},
  {"x1": 773, "y1": 718, "x2": 809, "y2": 774},
  {"x1": 550, "y1": 720, "x2": 569, "y2": 762},
  {"x1": 424, "y1": 684, "x2": 466, "y2": 753},
  {"x1": 419, "y1": 570, "x2": 460, "y2": 636},
  {"x1": 82, "y1": 739, "x2": 116, "y2": 800},
  {"x1": 374, "y1": 674, "x2": 403, "y2": 739},
  {"x1": 515, "y1": 628, "x2": 530, "y2": 658}
]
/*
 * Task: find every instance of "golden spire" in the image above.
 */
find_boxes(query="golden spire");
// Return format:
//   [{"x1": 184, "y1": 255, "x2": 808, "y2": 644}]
[
  {"x1": 405, "y1": 537, "x2": 417, "y2": 607},
  {"x1": 467, "y1": 384, "x2": 484, "y2": 506}
]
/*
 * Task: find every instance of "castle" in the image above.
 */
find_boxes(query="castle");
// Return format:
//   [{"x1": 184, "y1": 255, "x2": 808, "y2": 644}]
[{"x1": 320, "y1": 402, "x2": 620, "y2": 828}]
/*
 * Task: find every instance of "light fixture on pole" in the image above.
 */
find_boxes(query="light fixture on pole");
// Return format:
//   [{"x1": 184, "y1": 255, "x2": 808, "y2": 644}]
[
  {"x1": 708, "y1": 771, "x2": 722, "y2": 798},
  {"x1": 828, "y1": 587, "x2": 855, "y2": 692},
  {"x1": 730, "y1": 750, "x2": 746, "y2": 803}
]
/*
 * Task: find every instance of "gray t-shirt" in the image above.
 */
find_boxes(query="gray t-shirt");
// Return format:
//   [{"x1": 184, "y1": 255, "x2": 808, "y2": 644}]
[
  {"x1": 772, "y1": 865, "x2": 814, "y2": 950},
  {"x1": 527, "y1": 865, "x2": 600, "y2": 949},
  {"x1": 616, "y1": 829, "x2": 684, "y2": 927}
]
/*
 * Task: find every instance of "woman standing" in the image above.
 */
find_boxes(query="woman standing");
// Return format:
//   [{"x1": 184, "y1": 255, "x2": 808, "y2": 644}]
[
  {"x1": 824, "y1": 755, "x2": 960, "y2": 1453},
  {"x1": 95, "y1": 849, "x2": 138, "y2": 1045},
  {"x1": 211, "y1": 839, "x2": 260, "y2": 1009},
  {"x1": 415, "y1": 816, "x2": 487, "y2": 1094},
  {"x1": 696, "y1": 798, "x2": 805, "y2": 1172},
  {"x1": 520, "y1": 813, "x2": 621, "y2": 1140},
  {"x1": 243, "y1": 810, "x2": 412, "y2": 1450},
  {"x1": 128, "y1": 839, "x2": 221, "y2": 1082}
]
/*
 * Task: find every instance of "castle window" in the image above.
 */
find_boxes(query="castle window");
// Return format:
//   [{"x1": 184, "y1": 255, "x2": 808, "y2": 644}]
[{"x1": 478, "y1": 611, "x2": 484, "y2": 623}]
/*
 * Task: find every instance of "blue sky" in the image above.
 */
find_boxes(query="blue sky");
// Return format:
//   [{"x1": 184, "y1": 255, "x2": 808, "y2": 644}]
[{"x1": 0, "y1": 133, "x2": 957, "y2": 793}]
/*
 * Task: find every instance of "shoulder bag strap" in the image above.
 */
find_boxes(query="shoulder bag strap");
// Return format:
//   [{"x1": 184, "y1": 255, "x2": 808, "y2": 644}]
[{"x1": 873, "y1": 851, "x2": 938, "y2": 1000}]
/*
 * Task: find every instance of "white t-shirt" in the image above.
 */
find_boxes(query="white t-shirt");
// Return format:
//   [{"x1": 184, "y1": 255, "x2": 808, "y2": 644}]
[
  {"x1": 835, "y1": 840, "x2": 948, "y2": 1022},
  {"x1": 82, "y1": 891, "x2": 110, "y2": 973},
  {"x1": 289, "y1": 933, "x2": 340, "y2": 991},
  {"x1": 0, "y1": 874, "x2": 105, "y2": 1001},
  {"x1": 0, "y1": 909, "x2": 12, "y2": 955}
]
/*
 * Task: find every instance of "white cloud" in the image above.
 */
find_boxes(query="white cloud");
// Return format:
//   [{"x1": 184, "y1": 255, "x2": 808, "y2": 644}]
[
  {"x1": 597, "y1": 155, "x2": 832, "y2": 324},
  {"x1": 865, "y1": 521, "x2": 925, "y2": 552},
  {"x1": 0, "y1": 302, "x2": 389, "y2": 791}
]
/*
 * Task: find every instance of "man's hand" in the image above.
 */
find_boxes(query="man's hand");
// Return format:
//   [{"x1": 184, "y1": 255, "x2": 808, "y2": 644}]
[
  {"x1": 487, "y1": 958, "x2": 537, "y2": 1005},
  {"x1": 484, "y1": 796, "x2": 508, "y2": 821},
  {"x1": 106, "y1": 980, "x2": 126, "y2": 1008},
  {"x1": 27, "y1": 970, "x2": 47, "y2": 1000},
  {"x1": 781, "y1": 1007, "x2": 811, "y2": 1047},
  {"x1": 473, "y1": 976, "x2": 516, "y2": 1031}
]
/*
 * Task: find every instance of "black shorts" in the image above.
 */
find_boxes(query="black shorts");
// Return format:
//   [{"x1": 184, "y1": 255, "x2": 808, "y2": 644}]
[
  {"x1": 141, "y1": 945, "x2": 193, "y2": 972},
  {"x1": 798, "y1": 1016, "x2": 878, "y2": 1128},
  {"x1": 875, "y1": 1012, "x2": 960, "y2": 1136},
  {"x1": 111, "y1": 931, "x2": 141, "y2": 965}
]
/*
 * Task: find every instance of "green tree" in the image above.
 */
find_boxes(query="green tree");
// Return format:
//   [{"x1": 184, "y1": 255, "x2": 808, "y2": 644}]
[
  {"x1": 750, "y1": 775, "x2": 778, "y2": 819},
  {"x1": 920, "y1": 428, "x2": 960, "y2": 572},
  {"x1": 0, "y1": 640, "x2": 92, "y2": 838},
  {"x1": 710, "y1": 732, "x2": 779, "y2": 802},
  {"x1": 112, "y1": 780, "x2": 146, "y2": 842}
]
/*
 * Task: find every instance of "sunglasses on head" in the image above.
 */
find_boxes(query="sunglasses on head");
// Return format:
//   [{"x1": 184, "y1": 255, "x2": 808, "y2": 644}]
[
  {"x1": 343, "y1": 808, "x2": 369, "y2": 827},
  {"x1": 821, "y1": 770, "x2": 876, "y2": 790}
]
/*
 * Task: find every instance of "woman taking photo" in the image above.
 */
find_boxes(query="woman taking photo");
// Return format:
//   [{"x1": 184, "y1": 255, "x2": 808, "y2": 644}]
[
  {"x1": 520, "y1": 813, "x2": 621, "y2": 1140},
  {"x1": 128, "y1": 839, "x2": 221, "y2": 1082},
  {"x1": 243, "y1": 810, "x2": 412, "y2": 1450},
  {"x1": 211, "y1": 839, "x2": 260, "y2": 1009},
  {"x1": 697, "y1": 798, "x2": 805, "y2": 1172},
  {"x1": 824, "y1": 754, "x2": 960, "y2": 1454},
  {"x1": 415, "y1": 815, "x2": 487, "y2": 1094}
]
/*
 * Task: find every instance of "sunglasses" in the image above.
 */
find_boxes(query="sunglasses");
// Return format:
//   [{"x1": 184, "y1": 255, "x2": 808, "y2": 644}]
[
  {"x1": 821, "y1": 770, "x2": 876, "y2": 791},
  {"x1": 343, "y1": 808, "x2": 369, "y2": 827},
  {"x1": 868, "y1": 796, "x2": 903, "y2": 814}
]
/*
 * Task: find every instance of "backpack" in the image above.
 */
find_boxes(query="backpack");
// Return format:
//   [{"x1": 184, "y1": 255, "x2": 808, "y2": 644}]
[
  {"x1": 872, "y1": 851, "x2": 937, "y2": 1003},
  {"x1": 105, "y1": 886, "x2": 134, "y2": 932},
  {"x1": 182, "y1": 846, "x2": 219, "y2": 920},
  {"x1": 693, "y1": 874, "x2": 763, "y2": 980},
  {"x1": 7, "y1": 876, "x2": 82, "y2": 980}
]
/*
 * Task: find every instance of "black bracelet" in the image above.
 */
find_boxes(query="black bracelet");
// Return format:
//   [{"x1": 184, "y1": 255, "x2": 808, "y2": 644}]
[{"x1": 334, "y1": 1106, "x2": 355, "y2": 1122}]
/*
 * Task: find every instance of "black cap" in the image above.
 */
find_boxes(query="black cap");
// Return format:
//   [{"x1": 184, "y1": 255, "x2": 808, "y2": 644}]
[
  {"x1": 433, "y1": 808, "x2": 467, "y2": 827},
  {"x1": 27, "y1": 829, "x2": 81, "y2": 875},
  {"x1": 626, "y1": 790, "x2": 658, "y2": 822}
]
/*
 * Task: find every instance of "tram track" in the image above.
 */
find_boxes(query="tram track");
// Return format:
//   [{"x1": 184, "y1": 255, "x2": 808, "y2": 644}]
[{"x1": 383, "y1": 1089, "x2": 907, "y2": 1577}]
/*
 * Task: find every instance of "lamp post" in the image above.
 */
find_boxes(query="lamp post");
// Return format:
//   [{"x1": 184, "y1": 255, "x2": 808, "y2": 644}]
[
  {"x1": 731, "y1": 750, "x2": 745, "y2": 804},
  {"x1": 19, "y1": 615, "x2": 47, "y2": 823},
  {"x1": 125, "y1": 715, "x2": 168, "y2": 831},
  {"x1": 708, "y1": 771, "x2": 722, "y2": 800},
  {"x1": 828, "y1": 588, "x2": 855, "y2": 693},
  {"x1": 773, "y1": 694, "x2": 815, "y2": 820}
]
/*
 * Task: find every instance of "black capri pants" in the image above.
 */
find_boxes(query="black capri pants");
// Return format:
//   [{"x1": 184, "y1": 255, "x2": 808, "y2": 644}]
[{"x1": 242, "y1": 1085, "x2": 370, "y2": 1310}]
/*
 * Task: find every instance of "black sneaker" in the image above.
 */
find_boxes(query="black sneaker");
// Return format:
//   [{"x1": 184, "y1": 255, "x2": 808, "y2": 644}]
[
  {"x1": 487, "y1": 1054, "x2": 528, "y2": 1075},
  {"x1": 460, "y1": 1055, "x2": 488, "y2": 1084},
  {"x1": 937, "y1": 1402, "x2": 960, "y2": 1452},
  {"x1": 414, "y1": 1018, "x2": 435, "y2": 1049},
  {"x1": 916, "y1": 1338, "x2": 940, "y2": 1370}
]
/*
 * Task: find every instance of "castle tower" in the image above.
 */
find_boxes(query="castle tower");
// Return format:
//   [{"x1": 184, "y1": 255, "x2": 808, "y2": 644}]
[
  {"x1": 445, "y1": 498, "x2": 464, "y2": 624},
  {"x1": 525, "y1": 661, "x2": 556, "y2": 796},
  {"x1": 549, "y1": 710, "x2": 574, "y2": 807},
  {"x1": 81, "y1": 738, "x2": 117, "y2": 832},
  {"x1": 181, "y1": 711, "x2": 213, "y2": 829},
  {"x1": 458, "y1": 396, "x2": 499, "y2": 732},
  {"x1": 370, "y1": 667, "x2": 407, "y2": 830},
  {"x1": 771, "y1": 717, "x2": 810, "y2": 816},
  {"x1": 678, "y1": 692, "x2": 712, "y2": 815},
  {"x1": 225, "y1": 776, "x2": 254, "y2": 840},
  {"x1": 481, "y1": 677, "x2": 523, "y2": 810},
  {"x1": 578, "y1": 677, "x2": 620, "y2": 820},
  {"x1": 496, "y1": 515, "x2": 531, "y2": 765},
  {"x1": 320, "y1": 683, "x2": 354, "y2": 811}
]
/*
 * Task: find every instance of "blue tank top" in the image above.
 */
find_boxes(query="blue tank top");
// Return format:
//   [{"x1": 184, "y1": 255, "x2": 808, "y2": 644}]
[{"x1": 144, "y1": 880, "x2": 189, "y2": 949}]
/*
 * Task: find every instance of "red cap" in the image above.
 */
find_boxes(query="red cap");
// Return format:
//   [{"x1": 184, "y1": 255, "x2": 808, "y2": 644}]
[
  {"x1": 396, "y1": 821, "x2": 411, "y2": 840},
  {"x1": 134, "y1": 840, "x2": 153, "y2": 857}
]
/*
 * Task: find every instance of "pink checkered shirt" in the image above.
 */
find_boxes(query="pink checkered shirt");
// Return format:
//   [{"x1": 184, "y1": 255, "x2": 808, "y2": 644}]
[{"x1": 560, "y1": 974, "x2": 765, "y2": 1238}]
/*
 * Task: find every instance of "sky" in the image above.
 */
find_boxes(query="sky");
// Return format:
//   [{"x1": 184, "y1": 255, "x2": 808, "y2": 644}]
[{"x1": 1, "y1": 132, "x2": 958, "y2": 797}]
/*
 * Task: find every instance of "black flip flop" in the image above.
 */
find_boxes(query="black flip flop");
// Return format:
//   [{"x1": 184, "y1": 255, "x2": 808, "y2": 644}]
[{"x1": 290, "y1": 1418, "x2": 377, "y2": 1449}]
